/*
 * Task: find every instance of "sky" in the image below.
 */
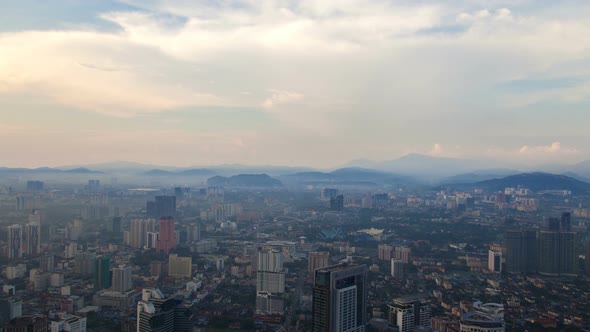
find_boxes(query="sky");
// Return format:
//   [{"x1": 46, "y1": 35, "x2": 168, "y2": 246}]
[{"x1": 1, "y1": 0, "x2": 590, "y2": 168}]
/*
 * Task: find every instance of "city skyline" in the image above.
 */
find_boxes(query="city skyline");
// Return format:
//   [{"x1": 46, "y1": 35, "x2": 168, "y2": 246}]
[{"x1": 2, "y1": 0, "x2": 590, "y2": 168}]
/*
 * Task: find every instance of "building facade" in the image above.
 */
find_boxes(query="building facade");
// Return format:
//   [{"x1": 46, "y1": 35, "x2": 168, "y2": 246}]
[{"x1": 312, "y1": 263, "x2": 367, "y2": 332}]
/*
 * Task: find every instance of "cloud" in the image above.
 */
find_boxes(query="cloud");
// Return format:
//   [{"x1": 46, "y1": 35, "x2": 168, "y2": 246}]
[
  {"x1": 2, "y1": 1, "x2": 590, "y2": 166},
  {"x1": 519, "y1": 141, "x2": 578, "y2": 155},
  {"x1": 428, "y1": 143, "x2": 443, "y2": 156},
  {"x1": 0, "y1": 1, "x2": 589, "y2": 122},
  {"x1": 261, "y1": 90, "x2": 303, "y2": 110}
]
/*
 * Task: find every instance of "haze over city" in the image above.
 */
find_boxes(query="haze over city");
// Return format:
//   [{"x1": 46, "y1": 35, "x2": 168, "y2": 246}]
[
  {"x1": 2, "y1": 0, "x2": 590, "y2": 168},
  {"x1": 3, "y1": 2, "x2": 590, "y2": 332}
]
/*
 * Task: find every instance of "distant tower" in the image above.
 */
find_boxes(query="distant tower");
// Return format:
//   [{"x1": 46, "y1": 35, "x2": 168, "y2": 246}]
[
  {"x1": 216, "y1": 258, "x2": 224, "y2": 272},
  {"x1": 378, "y1": 244, "x2": 393, "y2": 261},
  {"x1": 40, "y1": 254, "x2": 55, "y2": 273},
  {"x1": 308, "y1": 252, "x2": 330, "y2": 274},
  {"x1": 74, "y1": 251, "x2": 95, "y2": 276},
  {"x1": 312, "y1": 263, "x2": 367, "y2": 332},
  {"x1": 26, "y1": 180, "x2": 44, "y2": 192},
  {"x1": 7, "y1": 225, "x2": 23, "y2": 259},
  {"x1": 388, "y1": 294, "x2": 432, "y2": 332},
  {"x1": 157, "y1": 218, "x2": 176, "y2": 255},
  {"x1": 137, "y1": 289, "x2": 175, "y2": 332},
  {"x1": 87, "y1": 179, "x2": 100, "y2": 192},
  {"x1": 395, "y1": 246, "x2": 412, "y2": 264},
  {"x1": 112, "y1": 265, "x2": 132, "y2": 292},
  {"x1": 560, "y1": 212, "x2": 572, "y2": 232},
  {"x1": 93, "y1": 255, "x2": 111, "y2": 291},
  {"x1": 504, "y1": 230, "x2": 537, "y2": 274},
  {"x1": 154, "y1": 196, "x2": 176, "y2": 219},
  {"x1": 186, "y1": 223, "x2": 200, "y2": 243},
  {"x1": 168, "y1": 254, "x2": 192, "y2": 278},
  {"x1": 256, "y1": 249, "x2": 286, "y2": 315},
  {"x1": 127, "y1": 219, "x2": 156, "y2": 249},
  {"x1": 25, "y1": 222, "x2": 41, "y2": 256},
  {"x1": 391, "y1": 259, "x2": 404, "y2": 279},
  {"x1": 488, "y1": 250, "x2": 502, "y2": 273},
  {"x1": 330, "y1": 195, "x2": 344, "y2": 211}
]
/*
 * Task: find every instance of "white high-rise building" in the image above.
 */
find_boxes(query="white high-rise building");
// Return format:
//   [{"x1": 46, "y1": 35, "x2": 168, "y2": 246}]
[
  {"x1": 391, "y1": 259, "x2": 404, "y2": 279},
  {"x1": 112, "y1": 265, "x2": 133, "y2": 292},
  {"x1": 7, "y1": 225, "x2": 23, "y2": 259},
  {"x1": 256, "y1": 249, "x2": 285, "y2": 314},
  {"x1": 488, "y1": 250, "x2": 502, "y2": 273}
]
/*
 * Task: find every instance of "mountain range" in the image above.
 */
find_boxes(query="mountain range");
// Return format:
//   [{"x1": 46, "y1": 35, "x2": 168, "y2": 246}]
[
  {"x1": 0, "y1": 154, "x2": 589, "y2": 188},
  {"x1": 445, "y1": 172, "x2": 590, "y2": 194}
]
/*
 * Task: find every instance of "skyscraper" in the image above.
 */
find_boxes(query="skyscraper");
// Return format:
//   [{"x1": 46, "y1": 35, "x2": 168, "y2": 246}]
[
  {"x1": 25, "y1": 222, "x2": 41, "y2": 256},
  {"x1": 256, "y1": 249, "x2": 286, "y2": 315},
  {"x1": 127, "y1": 219, "x2": 157, "y2": 249},
  {"x1": 112, "y1": 217, "x2": 122, "y2": 233},
  {"x1": 168, "y1": 254, "x2": 192, "y2": 278},
  {"x1": 330, "y1": 195, "x2": 344, "y2": 211},
  {"x1": 137, "y1": 289, "x2": 175, "y2": 332},
  {"x1": 87, "y1": 179, "x2": 100, "y2": 191},
  {"x1": 26, "y1": 181, "x2": 44, "y2": 192},
  {"x1": 146, "y1": 196, "x2": 176, "y2": 219},
  {"x1": 7, "y1": 225, "x2": 23, "y2": 259},
  {"x1": 186, "y1": 223, "x2": 200, "y2": 243},
  {"x1": 538, "y1": 230, "x2": 576, "y2": 276},
  {"x1": 136, "y1": 288, "x2": 194, "y2": 332},
  {"x1": 157, "y1": 218, "x2": 176, "y2": 255},
  {"x1": 504, "y1": 230, "x2": 537, "y2": 274},
  {"x1": 308, "y1": 252, "x2": 330, "y2": 274},
  {"x1": 560, "y1": 211, "x2": 572, "y2": 232},
  {"x1": 128, "y1": 219, "x2": 146, "y2": 249},
  {"x1": 93, "y1": 255, "x2": 111, "y2": 291},
  {"x1": 388, "y1": 294, "x2": 431, "y2": 332},
  {"x1": 40, "y1": 254, "x2": 55, "y2": 273},
  {"x1": 312, "y1": 263, "x2": 367, "y2": 332},
  {"x1": 488, "y1": 250, "x2": 502, "y2": 273},
  {"x1": 390, "y1": 259, "x2": 404, "y2": 279},
  {"x1": 112, "y1": 265, "x2": 133, "y2": 292},
  {"x1": 395, "y1": 246, "x2": 412, "y2": 264},
  {"x1": 378, "y1": 244, "x2": 393, "y2": 261},
  {"x1": 74, "y1": 252, "x2": 95, "y2": 276}
]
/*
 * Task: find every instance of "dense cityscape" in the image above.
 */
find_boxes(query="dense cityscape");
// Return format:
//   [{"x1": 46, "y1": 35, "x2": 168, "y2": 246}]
[{"x1": 0, "y1": 162, "x2": 589, "y2": 332}]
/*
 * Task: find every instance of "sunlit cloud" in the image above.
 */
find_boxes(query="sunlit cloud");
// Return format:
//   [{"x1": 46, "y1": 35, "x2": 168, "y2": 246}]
[{"x1": 1, "y1": 0, "x2": 590, "y2": 166}]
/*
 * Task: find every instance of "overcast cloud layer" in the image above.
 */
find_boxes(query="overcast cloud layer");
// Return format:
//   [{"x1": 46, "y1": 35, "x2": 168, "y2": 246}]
[{"x1": 1, "y1": 0, "x2": 590, "y2": 168}]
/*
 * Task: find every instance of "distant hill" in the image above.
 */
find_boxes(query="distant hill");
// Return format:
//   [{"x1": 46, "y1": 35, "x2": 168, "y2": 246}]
[
  {"x1": 207, "y1": 174, "x2": 283, "y2": 188},
  {"x1": 438, "y1": 169, "x2": 520, "y2": 185},
  {"x1": 144, "y1": 168, "x2": 215, "y2": 177},
  {"x1": 344, "y1": 154, "x2": 493, "y2": 179},
  {"x1": 281, "y1": 167, "x2": 419, "y2": 187},
  {"x1": 566, "y1": 160, "x2": 590, "y2": 178},
  {"x1": 0, "y1": 167, "x2": 102, "y2": 175},
  {"x1": 449, "y1": 172, "x2": 590, "y2": 193}
]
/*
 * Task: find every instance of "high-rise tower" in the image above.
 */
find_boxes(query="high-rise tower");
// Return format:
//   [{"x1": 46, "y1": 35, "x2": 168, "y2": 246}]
[
  {"x1": 112, "y1": 265, "x2": 132, "y2": 292},
  {"x1": 93, "y1": 255, "x2": 111, "y2": 291},
  {"x1": 25, "y1": 222, "x2": 41, "y2": 256},
  {"x1": 312, "y1": 263, "x2": 367, "y2": 332},
  {"x1": 7, "y1": 225, "x2": 23, "y2": 259},
  {"x1": 157, "y1": 218, "x2": 176, "y2": 254},
  {"x1": 256, "y1": 249, "x2": 286, "y2": 315}
]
